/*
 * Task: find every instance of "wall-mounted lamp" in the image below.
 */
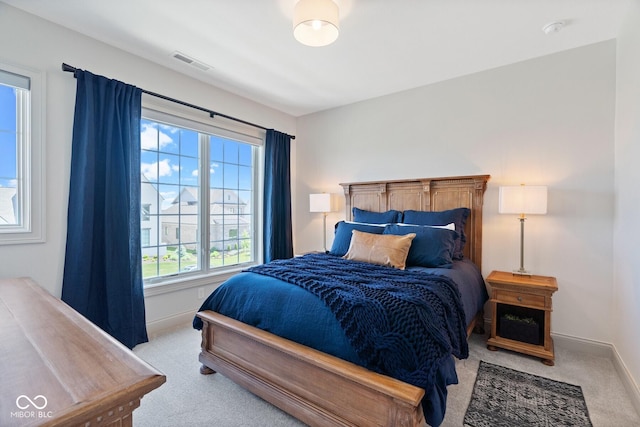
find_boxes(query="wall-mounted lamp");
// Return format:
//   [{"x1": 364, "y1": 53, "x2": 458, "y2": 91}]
[
  {"x1": 293, "y1": 0, "x2": 340, "y2": 47},
  {"x1": 309, "y1": 193, "x2": 332, "y2": 252},
  {"x1": 499, "y1": 184, "x2": 548, "y2": 275}
]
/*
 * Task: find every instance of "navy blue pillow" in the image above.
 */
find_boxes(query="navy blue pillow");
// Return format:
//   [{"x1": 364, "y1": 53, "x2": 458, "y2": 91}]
[
  {"x1": 329, "y1": 221, "x2": 386, "y2": 257},
  {"x1": 384, "y1": 224, "x2": 458, "y2": 268},
  {"x1": 352, "y1": 207, "x2": 402, "y2": 224},
  {"x1": 402, "y1": 208, "x2": 470, "y2": 260}
]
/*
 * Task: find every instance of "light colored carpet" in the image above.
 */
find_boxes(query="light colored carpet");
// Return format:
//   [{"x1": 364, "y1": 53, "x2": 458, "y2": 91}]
[{"x1": 133, "y1": 325, "x2": 640, "y2": 426}]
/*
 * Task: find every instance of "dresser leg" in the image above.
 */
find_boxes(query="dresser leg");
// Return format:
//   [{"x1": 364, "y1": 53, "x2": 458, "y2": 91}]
[
  {"x1": 200, "y1": 364, "x2": 216, "y2": 375},
  {"x1": 542, "y1": 359, "x2": 554, "y2": 366},
  {"x1": 487, "y1": 345, "x2": 498, "y2": 351}
]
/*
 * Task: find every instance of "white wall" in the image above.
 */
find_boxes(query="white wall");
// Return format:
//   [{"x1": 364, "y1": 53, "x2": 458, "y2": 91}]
[
  {"x1": 295, "y1": 41, "x2": 617, "y2": 346},
  {"x1": 614, "y1": 0, "x2": 640, "y2": 402},
  {"x1": 0, "y1": 4, "x2": 296, "y2": 329}
]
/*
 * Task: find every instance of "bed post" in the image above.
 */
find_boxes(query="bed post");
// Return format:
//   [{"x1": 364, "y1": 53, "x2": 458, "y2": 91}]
[{"x1": 199, "y1": 321, "x2": 216, "y2": 375}]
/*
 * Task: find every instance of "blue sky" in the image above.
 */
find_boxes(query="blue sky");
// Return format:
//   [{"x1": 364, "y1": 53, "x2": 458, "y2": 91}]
[
  {"x1": 140, "y1": 118, "x2": 253, "y2": 210},
  {"x1": 0, "y1": 95, "x2": 254, "y2": 204},
  {"x1": 0, "y1": 84, "x2": 17, "y2": 188}
]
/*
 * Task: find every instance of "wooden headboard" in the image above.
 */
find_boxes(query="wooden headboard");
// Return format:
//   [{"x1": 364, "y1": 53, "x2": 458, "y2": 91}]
[{"x1": 339, "y1": 175, "x2": 490, "y2": 269}]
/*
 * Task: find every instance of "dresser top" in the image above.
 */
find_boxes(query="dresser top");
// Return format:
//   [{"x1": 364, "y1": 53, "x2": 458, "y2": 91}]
[{"x1": 0, "y1": 277, "x2": 165, "y2": 426}]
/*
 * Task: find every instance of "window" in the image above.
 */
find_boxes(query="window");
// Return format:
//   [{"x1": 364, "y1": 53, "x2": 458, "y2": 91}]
[
  {"x1": 0, "y1": 63, "x2": 44, "y2": 245},
  {"x1": 141, "y1": 108, "x2": 261, "y2": 283},
  {"x1": 141, "y1": 228, "x2": 150, "y2": 246},
  {"x1": 141, "y1": 203, "x2": 151, "y2": 221}
]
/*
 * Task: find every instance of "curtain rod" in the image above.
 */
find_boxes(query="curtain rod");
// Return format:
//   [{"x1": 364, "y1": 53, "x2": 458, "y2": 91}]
[{"x1": 61, "y1": 63, "x2": 295, "y2": 140}]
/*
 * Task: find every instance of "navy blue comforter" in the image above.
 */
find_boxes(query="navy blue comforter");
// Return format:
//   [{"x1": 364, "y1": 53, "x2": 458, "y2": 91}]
[
  {"x1": 194, "y1": 253, "x2": 485, "y2": 426},
  {"x1": 247, "y1": 253, "x2": 468, "y2": 387}
]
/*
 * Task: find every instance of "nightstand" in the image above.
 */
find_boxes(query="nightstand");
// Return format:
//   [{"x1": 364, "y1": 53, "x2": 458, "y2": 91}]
[{"x1": 486, "y1": 270, "x2": 558, "y2": 366}]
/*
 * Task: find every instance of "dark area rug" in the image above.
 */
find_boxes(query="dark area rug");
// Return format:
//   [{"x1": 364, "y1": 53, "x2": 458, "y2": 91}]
[{"x1": 464, "y1": 361, "x2": 592, "y2": 427}]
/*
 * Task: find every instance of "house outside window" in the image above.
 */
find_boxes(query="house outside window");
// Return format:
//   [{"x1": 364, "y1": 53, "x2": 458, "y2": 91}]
[
  {"x1": 0, "y1": 63, "x2": 44, "y2": 245},
  {"x1": 141, "y1": 108, "x2": 260, "y2": 283},
  {"x1": 141, "y1": 228, "x2": 150, "y2": 246},
  {"x1": 141, "y1": 203, "x2": 151, "y2": 221}
]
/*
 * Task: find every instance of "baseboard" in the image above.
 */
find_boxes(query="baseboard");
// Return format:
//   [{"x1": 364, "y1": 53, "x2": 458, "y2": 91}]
[
  {"x1": 551, "y1": 332, "x2": 613, "y2": 358},
  {"x1": 552, "y1": 332, "x2": 640, "y2": 417},
  {"x1": 146, "y1": 309, "x2": 194, "y2": 338},
  {"x1": 612, "y1": 344, "x2": 640, "y2": 418}
]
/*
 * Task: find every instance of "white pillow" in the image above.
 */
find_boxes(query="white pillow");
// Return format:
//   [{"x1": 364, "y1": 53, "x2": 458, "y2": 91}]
[{"x1": 396, "y1": 222, "x2": 455, "y2": 230}]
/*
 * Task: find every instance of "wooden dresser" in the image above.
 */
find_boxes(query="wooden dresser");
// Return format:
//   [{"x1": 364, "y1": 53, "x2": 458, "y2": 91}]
[{"x1": 0, "y1": 277, "x2": 165, "y2": 426}]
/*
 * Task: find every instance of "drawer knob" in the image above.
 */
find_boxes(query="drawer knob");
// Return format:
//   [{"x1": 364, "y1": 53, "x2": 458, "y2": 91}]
[{"x1": 517, "y1": 296, "x2": 523, "y2": 302}]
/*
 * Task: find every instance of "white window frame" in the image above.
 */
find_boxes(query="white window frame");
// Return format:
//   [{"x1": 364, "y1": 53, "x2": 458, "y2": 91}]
[
  {"x1": 0, "y1": 62, "x2": 45, "y2": 245},
  {"x1": 141, "y1": 101, "x2": 264, "y2": 293}
]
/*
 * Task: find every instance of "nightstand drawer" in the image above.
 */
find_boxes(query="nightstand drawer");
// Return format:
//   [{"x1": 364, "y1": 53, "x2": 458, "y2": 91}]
[{"x1": 494, "y1": 289, "x2": 546, "y2": 309}]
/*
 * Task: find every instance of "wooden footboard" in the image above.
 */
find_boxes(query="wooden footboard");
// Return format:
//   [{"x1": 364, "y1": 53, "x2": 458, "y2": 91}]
[{"x1": 197, "y1": 310, "x2": 427, "y2": 427}]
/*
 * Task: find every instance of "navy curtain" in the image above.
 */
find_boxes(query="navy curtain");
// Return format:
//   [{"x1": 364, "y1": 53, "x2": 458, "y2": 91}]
[
  {"x1": 62, "y1": 70, "x2": 148, "y2": 349},
  {"x1": 263, "y1": 129, "x2": 293, "y2": 263}
]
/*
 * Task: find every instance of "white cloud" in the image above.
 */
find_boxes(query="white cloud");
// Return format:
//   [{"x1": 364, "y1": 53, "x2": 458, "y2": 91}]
[
  {"x1": 192, "y1": 169, "x2": 199, "y2": 177},
  {"x1": 141, "y1": 158, "x2": 173, "y2": 180},
  {"x1": 159, "y1": 123, "x2": 179, "y2": 134},
  {"x1": 141, "y1": 123, "x2": 173, "y2": 150}
]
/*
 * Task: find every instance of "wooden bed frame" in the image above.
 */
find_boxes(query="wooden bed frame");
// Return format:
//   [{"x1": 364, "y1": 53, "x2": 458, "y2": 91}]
[{"x1": 197, "y1": 174, "x2": 489, "y2": 427}]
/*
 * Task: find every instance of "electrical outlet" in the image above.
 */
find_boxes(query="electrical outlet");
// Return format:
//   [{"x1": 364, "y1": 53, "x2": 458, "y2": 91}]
[{"x1": 197, "y1": 287, "x2": 204, "y2": 299}]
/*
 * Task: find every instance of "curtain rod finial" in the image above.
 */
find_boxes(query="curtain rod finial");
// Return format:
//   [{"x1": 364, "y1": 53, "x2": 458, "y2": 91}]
[{"x1": 62, "y1": 63, "x2": 77, "y2": 73}]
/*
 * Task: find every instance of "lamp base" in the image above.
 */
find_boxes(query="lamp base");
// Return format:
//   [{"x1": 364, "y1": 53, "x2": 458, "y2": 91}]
[{"x1": 512, "y1": 268, "x2": 532, "y2": 276}]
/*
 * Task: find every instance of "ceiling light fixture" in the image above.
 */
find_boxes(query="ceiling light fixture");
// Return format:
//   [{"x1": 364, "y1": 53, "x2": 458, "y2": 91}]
[
  {"x1": 293, "y1": 0, "x2": 339, "y2": 47},
  {"x1": 542, "y1": 21, "x2": 565, "y2": 35}
]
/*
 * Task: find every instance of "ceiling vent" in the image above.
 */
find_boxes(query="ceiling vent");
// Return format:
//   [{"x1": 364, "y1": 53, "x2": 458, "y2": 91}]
[{"x1": 171, "y1": 51, "x2": 212, "y2": 72}]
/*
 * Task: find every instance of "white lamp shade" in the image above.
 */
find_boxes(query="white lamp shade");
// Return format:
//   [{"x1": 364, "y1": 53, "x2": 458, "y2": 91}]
[
  {"x1": 293, "y1": 0, "x2": 339, "y2": 47},
  {"x1": 309, "y1": 193, "x2": 332, "y2": 213},
  {"x1": 499, "y1": 185, "x2": 548, "y2": 215}
]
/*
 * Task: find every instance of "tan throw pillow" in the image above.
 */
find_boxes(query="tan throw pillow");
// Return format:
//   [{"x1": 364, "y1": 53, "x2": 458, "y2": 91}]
[{"x1": 343, "y1": 230, "x2": 416, "y2": 270}]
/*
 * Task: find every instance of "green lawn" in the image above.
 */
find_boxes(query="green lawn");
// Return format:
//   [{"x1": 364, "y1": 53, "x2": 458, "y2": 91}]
[{"x1": 142, "y1": 250, "x2": 252, "y2": 279}]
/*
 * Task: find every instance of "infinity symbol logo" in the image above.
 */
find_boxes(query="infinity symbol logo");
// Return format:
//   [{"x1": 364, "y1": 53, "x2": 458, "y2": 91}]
[{"x1": 16, "y1": 395, "x2": 48, "y2": 410}]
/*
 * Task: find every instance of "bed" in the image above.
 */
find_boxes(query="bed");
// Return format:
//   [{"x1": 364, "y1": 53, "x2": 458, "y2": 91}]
[{"x1": 194, "y1": 174, "x2": 489, "y2": 427}]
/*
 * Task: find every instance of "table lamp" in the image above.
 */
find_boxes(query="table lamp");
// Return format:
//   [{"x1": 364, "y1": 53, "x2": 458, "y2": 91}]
[
  {"x1": 499, "y1": 184, "x2": 547, "y2": 275},
  {"x1": 309, "y1": 193, "x2": 332, "y2": 252}
]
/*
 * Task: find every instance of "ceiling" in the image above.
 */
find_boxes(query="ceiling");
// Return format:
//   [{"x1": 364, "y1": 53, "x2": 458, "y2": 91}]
[{"x1": 2, "y1": 0, "x2": 630, "y2": 117}]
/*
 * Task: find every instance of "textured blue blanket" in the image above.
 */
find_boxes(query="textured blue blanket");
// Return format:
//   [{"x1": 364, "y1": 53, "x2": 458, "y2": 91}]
[{"x1": 247, "y1": 253, "x2": 469, "y2": 395}]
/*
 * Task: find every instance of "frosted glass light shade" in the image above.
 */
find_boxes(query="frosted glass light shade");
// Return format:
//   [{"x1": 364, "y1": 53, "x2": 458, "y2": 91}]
[
  {"x1": 309, "y1": 193, "x2": 332, "y2": 213},
  {"x1": 293, "y1": 0, "x2": 339, "y2": 47},
  {"x1": 499, "y1": 185, "x2": 548, "y2": 215}
]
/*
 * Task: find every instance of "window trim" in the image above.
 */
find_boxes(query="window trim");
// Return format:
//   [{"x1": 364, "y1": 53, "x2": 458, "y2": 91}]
[
  {"x1": 0, "y1": 62, "x2": 45, "y2": 245},
  {"x1": 140, "y1": 101, "x2": 264, "y2": 288}
]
